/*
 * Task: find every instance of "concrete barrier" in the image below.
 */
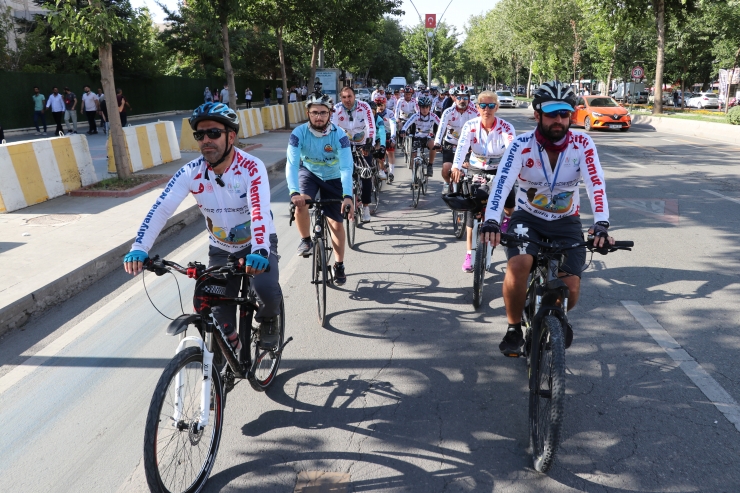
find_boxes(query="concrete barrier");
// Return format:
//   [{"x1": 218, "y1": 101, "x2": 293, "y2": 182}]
[
  {"x1": 237, "y1": 108, "x2": 266, "y2": 138},
  {"x1": 107, "y1": 121, "x2": 181, "y2": 173},
  {"x1": 288, "y1": 102, "x2": 307, "y2": 124},
  {"x1": 0, "y1": 134, "x2": 95, "y2": 213},
  {"x1": 179, "y1": 118, "x2": 199, "y2": 152},
  {"x1": 261, "y1": 104, "x2": 286, "y2": 130},
  {"x1": 631, "y1": 114, "x2": 740, "y2": 145}
]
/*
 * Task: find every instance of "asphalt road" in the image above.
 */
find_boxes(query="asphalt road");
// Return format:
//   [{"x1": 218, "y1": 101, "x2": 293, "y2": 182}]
[{"x1": 1, "y1": 108, "x2": 739, "y2": 492}]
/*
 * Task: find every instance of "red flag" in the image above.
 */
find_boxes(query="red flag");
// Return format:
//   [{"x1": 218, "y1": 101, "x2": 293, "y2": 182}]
[{"x1": 425, "y1": 14, "x2": 436, "y2": 29}]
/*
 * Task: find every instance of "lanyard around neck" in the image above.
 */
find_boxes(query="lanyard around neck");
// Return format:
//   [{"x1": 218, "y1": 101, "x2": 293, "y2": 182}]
[{"x1": 536, "y1": 143, "x2": 565, "y2": 193}]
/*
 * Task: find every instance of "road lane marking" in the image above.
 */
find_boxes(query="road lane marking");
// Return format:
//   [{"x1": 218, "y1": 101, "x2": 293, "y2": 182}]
[
  {"x1": 703, "y1": 189, "x2": 740, "y2": 205},
  {"x1": 602, "y1": 152, "x2": 646, "y2": 168},
  {"x1": 621, "y1": 300, "x2": 740, "y2": 433}
]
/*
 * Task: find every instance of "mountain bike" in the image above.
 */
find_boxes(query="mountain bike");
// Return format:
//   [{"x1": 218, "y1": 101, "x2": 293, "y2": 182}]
[
  {"x1": 450, "y1": 179, "x2": 467, "y2": 240},
  {"x1": 410, "y1": 137, "x2": 429, "y2": 208},
  {"x1": 142, "y1": 255, "x2": 290, "y2": 493},
  {"x1": 499, "y1": 232, "x2": 633, "y2": 473},
  {"x1": 290, "y1": 198, "x2": 348, "y2": 327},
  {"x1": 468, "y1": 169, "x2": 497, "y2": 309},
  {"x1": 346, "y1": 147, "x2": 366, "y2": 249}
]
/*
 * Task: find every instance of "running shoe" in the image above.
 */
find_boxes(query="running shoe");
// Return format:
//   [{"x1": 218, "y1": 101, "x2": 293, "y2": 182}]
[
  {"x1": 362, "y1": 206, "x2": 371, "y2": 223},
  {"x1": 378, "y1": 169, "x2": 387, "y2": 179},
  {"x1": 333, "y1": 263, "x2": 347, "y2": 286},
  {"x1": 499, "y1": 326, "x2": 524, "y2": 356},
  {"x1": 462, "y1": 253, "x2": 473, "y2": 272},
  {"x1": 388, "y1": 172, "x2": 394, "y2": 184},
  {"x1": 296, "y1": 238, "x2": 313, "y2": 257},
  {"x1": 258, "y1": 318, "x2": 279, "y2": 349},
  {"x1": 426, "y1": 164, "x2": 433, "y2": 177}
]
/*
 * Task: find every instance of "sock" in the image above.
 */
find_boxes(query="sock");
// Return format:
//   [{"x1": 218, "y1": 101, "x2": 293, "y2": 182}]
[
  {"x1": 302, "y1": 236, "x2": 311, "y2": 242},
  {"x1": 507, "y1": 322, "x2": 522, "y2": 334},
  {"x1": 335, "y1": 261, "x2": 343, "y2": 267},
  {"x1": 389, "y1": 164, "x2": 394, "y2": 173},
  {"x1": 467, "y1": 250, "x2": 472, "y2": 255}
]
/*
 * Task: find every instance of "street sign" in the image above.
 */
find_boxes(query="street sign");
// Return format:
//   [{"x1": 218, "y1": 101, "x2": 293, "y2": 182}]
[
  {"x1": 631, "y1": 66, "x2": 644, "y2": 79},
  {"x1": 425, "y1": 14, "x2": 436, "y2": 29}
]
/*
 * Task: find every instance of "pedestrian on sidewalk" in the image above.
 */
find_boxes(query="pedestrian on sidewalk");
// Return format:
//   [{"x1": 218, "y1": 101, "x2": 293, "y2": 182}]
[
  {"x1": 263, "y1": 86, "x2": 271, "y2": 106},
  {"x1": 116, "y1": 88, "x2": 130, "y2": 127},
  {"x1": 32, "y1": 86, "x2": 47, "y2": 135},
  {"x1": 123, "y1": 103, "x2": 283, "y2": 351},
  {"x1": 276, "y1": 86, "x2": 283, "y2": 104},
  {"x1": 81, "y1": 85, "x2": 100, "y2": 134},
  {"x1": 97, "y1": 88, "x2": 108, "y2": 134},
  {"x1": 213, "y1": 88, "x2": 220, "y2": 103},
  {"x1": 673, "y1": 90, "x2": 680, "y2": 108},
  {"x1": 46, "y1": 86, "x2": 65, "y2": 135},
  {"x1": 289, "y1": 86, "x2": 297, "y2": 103},
  {"x1": 63, "y1": 87, "x2": 78, "y2": 134},
  {"x1": 220, "y1": 84, "x2": 230, "y2": 106},
  {"x1": 204, "y1": 86, "x2": 213, "y2": 103},
  {"x1": 245, "y1": 87, "x2": 252, "y2": 108},
  {"x1": 301, "y1": 85, "x2": 307, "y2": 101}
]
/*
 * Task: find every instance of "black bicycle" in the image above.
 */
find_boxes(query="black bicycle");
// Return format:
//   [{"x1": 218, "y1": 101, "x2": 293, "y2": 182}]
[
  {"x1": 410, "y1": 137, "x2": 429, "y2": 208},
  {"x1": 290, "y1": 198, "x2": 347, "y2": 327},
  {"x1": 499, "y1": 232, "x2": 633, "y2": 473},
  {"x1": 142, "y1": 255, "x2": 290, "y2": 493}
]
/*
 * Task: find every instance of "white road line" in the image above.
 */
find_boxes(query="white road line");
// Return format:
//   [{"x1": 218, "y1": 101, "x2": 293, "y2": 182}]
[
  {"x1": 621, "y1": 300, "x2": 740, "y2": 433},
  {"x1": 602, "y1": 152, "x2": 647, "y2": 168},
  {"x1": 703, "y1": 189, "x2": 740, "y2": 205},
  {"x1": 662, "y1": 139, "x2": 677, "y2": 143}
]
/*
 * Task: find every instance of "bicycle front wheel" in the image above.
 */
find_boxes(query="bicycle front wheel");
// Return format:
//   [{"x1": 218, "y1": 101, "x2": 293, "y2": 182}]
[
  {"x1": 371, "y1": 175, "x2": 380, "y2": 214},
  {"x1": 453, "y1": 211, "x2": 466, "y2": 239},
  {"x1": 472, "y1": 241, "x2": 487, "y2": 309},
  {"x1": 529, "y1": 315, "x2": 566, "y2": 473},
  {"x1": 345, "y1": 208, "x2": 356, "y2": 249},
  {"x1": 144, "y1": 346, "x2": 223, "y2": 493},
  {"x1": 414, "y1": 162, "x2": 424, "y2": 206},
  {"x1": 313, "y1": 238, "x2": 328, "y2": 326},
  {"x1": 249, "y1": 297, "x2": 286, "y2": 391}
]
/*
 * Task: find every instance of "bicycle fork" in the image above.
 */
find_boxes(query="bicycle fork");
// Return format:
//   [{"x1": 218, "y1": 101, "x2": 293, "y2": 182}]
[{"x1": 172, "y1": 332, "x2": 215, "y2": 431}]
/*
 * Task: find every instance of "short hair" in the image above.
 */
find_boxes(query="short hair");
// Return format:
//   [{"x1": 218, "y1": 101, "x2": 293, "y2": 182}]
[
  {"x1": 84, "y1": 85, "x2": 90, "y2": 89},
  {"x1": 340, "y1": 86, "x2": 355, "y2": 96},
  {"x1": 33, "y1": 86, "x2": 39, "y2": 89},
  {"x1": 477, "y1": 90, "x2": 498, "y2": 103},
  {"x1": 52, "y1": 86, "x2": 58, "y2": 90}
]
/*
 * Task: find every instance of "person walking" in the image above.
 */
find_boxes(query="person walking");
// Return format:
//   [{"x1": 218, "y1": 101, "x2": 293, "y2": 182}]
[
  {"x1": 63, "y1": 87, "x2": 78, "y2": 134},
  {"x1": 97, "y1": 88, "x2": 108, "y2": 134},
  {"x1": 289, "y1": 86, "x2": 297, "y2": 103},
  {"x1": 32, "y1": 86, "x2": 47, "y2": 135},
  {"x1": 213, "y1": 87, "x2": 220, "y2": 103},
  {"x1": 220, "y1": 84, "x2": 229, "y2": 106},
  {"x1": 276, "y1": 86, "x2": 283, "y2": 104},
  {"x1": 81, "y1": 85, "x2": 100, "y2": 134},
  {"x1": 245, "y1": 87, "x2": 252, "y2": 108},
  {"x1": 301, "y1": 85, "x2": 307, "y2": 102},
  {"x1": 263, "y1": 86, "x2": 271, "y2": 106},
  {"x1": 673, "y1": 90, "x2": 680, "y2": 108},
  {"x1": 116, "y1": 88, "x2": 130, "y2": 127},
  {"x1": 204, "y1": 86, "x2": 213, "y2": 103},
  {"x1": 46, "y1": 87, "x2": 66, "y2": 135}
]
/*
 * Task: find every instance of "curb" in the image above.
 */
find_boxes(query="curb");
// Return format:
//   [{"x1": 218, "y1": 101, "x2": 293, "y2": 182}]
[
  {"x1": 69, "y1": 175, "x2": 170, "y2": 198},
  {"x1": 631, "y1": 114, "x2": 740, "y2": 145},
  {"x1": 0, "y1": 157, "x2": 285, "y2": 337}
]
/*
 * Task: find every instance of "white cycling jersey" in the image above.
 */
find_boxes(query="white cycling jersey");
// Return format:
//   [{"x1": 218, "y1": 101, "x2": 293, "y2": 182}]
[
  {"x1": 386, "y1": 96, "x2": 397, "y2": 112},
  {"x1": 434, "y1": 104, "x2": 479, "y2": 147},
  {"x1": 378, "y1": 108, "x2": 396, "y2": 139},
  {"x1": 395, "y1": 98, "x2": 419, "y2": 122},
  {"x1": 432, "y1": 96, "x2": 446, "y2": 113},
  {"x1": 486, "y1": 130, "x2": 609, "y2": 224},
  {"x1": 331, "y1": 100, "x2": 375, "y2": 145},
  {"x1": 452, "y1": 117, "x2": 516, "y2": 171},
  {"x1": 401, "y1": 112, "x2": 440, "y2": 139},
  {"x1": 132, "y1": 149, "x2": 276, "y2": 255}
]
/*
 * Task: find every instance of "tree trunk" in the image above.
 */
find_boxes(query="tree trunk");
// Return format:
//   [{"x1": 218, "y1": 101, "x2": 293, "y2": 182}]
[
  {"x1": 605, "y1": 42, "x2": 617, "y2": 97},
  {"x1": 309, "y1": 41, "x2": 320, "y2": 93},
  {"x1": 99, "y1": 43, "x2": 131, "y2": 179},
  {"x1": 652, "y1": 0, "x2": 665, "y2": 114},
  {"x1": 221, "y1": 19, "x2": 236, "y2": 110},
  {"x1": 277, "y1": 25, "x2": 290, "y2": 130}
]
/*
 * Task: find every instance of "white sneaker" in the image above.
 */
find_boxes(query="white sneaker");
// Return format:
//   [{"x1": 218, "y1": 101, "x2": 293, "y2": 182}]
[
  {"x1": 362, "y1": 206, "x2": 371, "y2": 222},
  {"x1": 442, "y1": 183, "x2": 450, "y2": 195},
  {"x1": 378, "y1": 169, "x2": 387, "y2": 180}
]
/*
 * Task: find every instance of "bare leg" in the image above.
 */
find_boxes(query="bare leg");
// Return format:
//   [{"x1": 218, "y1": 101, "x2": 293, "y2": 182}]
[
  {"x1": 503, "y1": 254, "x2": 534, "y2": 324},
  {"x1": 466, "y1": 226, "x2": 473, "y2": 252},
  {"x1": 327, "y1": 217, "x2": 345, "y2": 263},
  {"x1": 442, "y1": 162, "x2": 453, "y2": 184}
]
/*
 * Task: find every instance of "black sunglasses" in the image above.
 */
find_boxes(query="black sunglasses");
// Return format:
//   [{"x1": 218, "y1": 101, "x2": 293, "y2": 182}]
[
  {"x1": 543, "y1": 110, "x2": 572, "y2": 119},
  {"x1": 193, "y1": 128, "x2": 229, "y2": 141}
]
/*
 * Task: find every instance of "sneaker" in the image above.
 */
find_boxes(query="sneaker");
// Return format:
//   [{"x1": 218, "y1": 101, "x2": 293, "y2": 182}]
[
  {"x1": 333, "y1": 263, "x2": 347, "y2": 286},
  {"x1": 442, "y1": 182, "x2": 450, "y2": 195},
  {"x1": 225, "y1": 330, "x2": 242, "y2": 352},
  {"x1": 378, "y1": 168, "x2": 387, "y2": 180},
  {"x1": 501, "y1": 216, "x2": 511, "y2": 234},
  {"x1": 388, "y1": 172, "x2": 394, "y2": 184},
  {"x1": 296, "y1": 237, "x2": 313, "y2": 257},
  {"x1": 426, "y1": 164, "x2": 433, "y2": 177},
  {"x1": 565, "y1": 322, "x2": 573, "y2": 349},
  {"x1": 462, "y1": 253, "x2": 473, "y2": 272},
  {"x1": 362, "y1": 206, "x2": 371, "y2": 223},
  {"x1": 258, "y1": 319, "x2": 280, "y2": 349},
  {"x1": 499, "y1": 326, "x2": 524, "y2": 356}
]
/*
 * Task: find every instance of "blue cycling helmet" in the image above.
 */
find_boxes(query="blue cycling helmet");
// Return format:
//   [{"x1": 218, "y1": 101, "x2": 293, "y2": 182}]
[
  {"x1": 189, "y1": 102, "x2": 239, "y2": 132},
  {"x1": 418, "y1": 96, "x2": 433, "y2": 107}
]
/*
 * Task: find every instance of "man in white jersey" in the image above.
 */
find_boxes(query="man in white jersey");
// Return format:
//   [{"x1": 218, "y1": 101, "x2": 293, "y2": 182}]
[
  {"x1": 395, "y1": 85, "x2": 419, "y2": 128},
  {"x1": 399, "y1": 96, "x2": 439, "y2": 177},
  {"x1": 123, "y1": 103, "x2": 282, "y2": 350},
  {"x1": 480, "y1": 81, "x2": 617, "y2": 356},
  {"x1": 374, "y1": 93, "x2": 397, "y2": 183},
  {"x1": 385, "y1": 89, "x2": 397, "y2": 113},
  {"x1": 434, "y1": 84, "x2": 479, "y2": 193}
]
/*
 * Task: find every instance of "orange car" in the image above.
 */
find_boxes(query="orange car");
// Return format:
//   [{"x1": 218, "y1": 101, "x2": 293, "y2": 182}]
[{"x1": 571, "y1": 96, "x2": 631, "y2": 132}]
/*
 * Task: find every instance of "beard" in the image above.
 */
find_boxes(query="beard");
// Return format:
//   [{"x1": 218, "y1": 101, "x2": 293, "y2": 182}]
[
  {"x1": 456, "y1": 100, "x2": 468, "y2": 109},
  {"x1": 538, "y1": 119, "x2": 569, "y2": 142},
  {"x1": 309, "y1": 120, "x2": 330, "y2": 132}
]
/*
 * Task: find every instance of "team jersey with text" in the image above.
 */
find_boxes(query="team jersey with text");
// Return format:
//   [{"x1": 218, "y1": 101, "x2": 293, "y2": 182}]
[
  {"x1": 331, "y1": 100, "x2": 375, "y2": 145},
  {"x1": 401, "y1": 112, "x2": 440, "y2": 139},
  {"x1": 132, "y1": 149, "x2": 275, "y2": 255},
  {"x1": 286, "y1": 123, "x2": 353, "y2": 197},
  {"x1": 452, "y1": 117, "x2": 516, "y2": 171},
  {"x1": 486, "y1": 131, "x2": 609, "y2": 223},
  {"x1": 434, "y1": 104, "x2": 479, "y2": 146},
  {"x1": 395, "y1": 98, "x2": 419, "y2": 121}
]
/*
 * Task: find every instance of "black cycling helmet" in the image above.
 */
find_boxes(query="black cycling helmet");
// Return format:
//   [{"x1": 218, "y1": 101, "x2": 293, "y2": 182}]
[
  {"x1": 189, "y1": 102, "x2": 239, "y2": 132},
  {"x1": 417, "y1": 96, "x2": 433, "y2": 107},
  {"x1": 532, "y1": 81, "x2": 577, "y2": 112},
  {"x1": 403, "y1": 85, "x2": 414, "y2": 93}
]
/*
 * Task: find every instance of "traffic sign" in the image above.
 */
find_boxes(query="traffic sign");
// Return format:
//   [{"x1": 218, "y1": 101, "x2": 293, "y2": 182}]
[
  {"x1": 425, "y1": 14, "x2": 436, "y2": 29},
  {"x1": 631, "y1": 66, "x2": 644, "y2": 79}
]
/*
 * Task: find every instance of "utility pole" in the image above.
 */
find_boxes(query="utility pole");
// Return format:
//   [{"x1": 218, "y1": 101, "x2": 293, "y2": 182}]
[{"x1": 408, "y1": 0, "x2": 454, "y2": 87}]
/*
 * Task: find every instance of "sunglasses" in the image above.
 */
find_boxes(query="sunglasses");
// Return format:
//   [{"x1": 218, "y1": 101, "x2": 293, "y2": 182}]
[
  {"x1": 543, "y1": 110, "x2": 572, "y2": 119},
  {"x1": 458, "y1": 96, "x2": 470, "y2": 101},
  {"x1": 193, "y1": 128, "x2": 229, "y2": 141},
  {"x1": 308, "y1": 111, "x2": 330, "y2": 117},
  {"x1": 478, "y1": 103, "x2": 497, "y2": 109}
]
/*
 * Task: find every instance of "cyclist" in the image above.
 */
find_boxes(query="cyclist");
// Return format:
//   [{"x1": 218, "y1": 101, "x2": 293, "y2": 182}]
[
  {"x1": 395, "y1": 85, "x2": 419, "y2": 129},
  {"x1": 385, "y1": 89, "x2": 397, "y2": 113},
  {"x1": 369, "y1": 101, "x2": 387, "y2": 176},
  {"x1": 399, "y1": 96, "x2": 440, "y2": 177},
  {"x1": 374, "y1": 93, "x2": 397, "y2": 182},
  {"x1": 123, "y1": 103, "x2": 281, "y2": 350},
  {"x1": 434, "y1": 84, "x2": 480, "y2": 193},
  {"x1": 480, "y1": 81, "x2": 615, "y2": 355},
  {"x1": 450, "y1": 90, "x2": 516, "y2": 272},
  {"x1": 287, "y1": 93, "x2": 354, "y2": 286},
  {"x1": 441, "y1": 87, "x2": 454, "y2": 112},
  {"x1": 331, "y1": 86, "x2": 378, "y2": 223},
  {"x1": 371, "y1": 85, "x2": 385, "y2": 101},
  {"x1": 432, "y1": 87, "x2": 445, "y2": 118}
]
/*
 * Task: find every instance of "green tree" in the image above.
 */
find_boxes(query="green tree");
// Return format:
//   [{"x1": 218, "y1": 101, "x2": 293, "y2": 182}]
[{"x1": 402, "y1": 21, "x2": 459, "y2": 85}]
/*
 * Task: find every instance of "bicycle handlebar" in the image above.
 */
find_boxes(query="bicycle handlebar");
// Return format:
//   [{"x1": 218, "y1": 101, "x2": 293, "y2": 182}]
[
  {"x1": 144, "y1": 254, "x2": 254, "y2": 279},
  {"x1": 499, "y1": 232, "x2": 633, "y2": 254},
  {"x1": 288, "y1": 198, "x2": 351, "y2": 225}
]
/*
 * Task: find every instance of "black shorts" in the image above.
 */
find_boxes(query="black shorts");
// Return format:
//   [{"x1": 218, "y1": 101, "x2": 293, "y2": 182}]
[
  {"x1": 505, "y1": 211, "x2": 586, "y2": 277},
  {"x1": 298, "y1": 166, "x2": 344, "y2": 223},
  {"x1": 442, "y1": 143, "x2": 455, "y2": 163}
]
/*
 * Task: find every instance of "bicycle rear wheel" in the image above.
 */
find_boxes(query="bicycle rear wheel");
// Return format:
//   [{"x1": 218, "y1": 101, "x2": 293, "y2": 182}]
[
  {"x1": 414, "y1": 161, "x2": 424, "y2": 206},
  {"x1": 371, "y1": 175, "x2": 380, "y2": 214},
  {"x1": 249, "y1": 297, "x2": 286, "y2": 391},
  {"x1": 345, "y1": 208, "x2": 356, "y2": 249},
  {"x1": 420, "y1": 159, "x2": 427, "y2": 196},
  {"x1": 453, "y1": 211, "x2": 466, "y2": 239},
  {"x1": 144, "y1": 346, "x2": 223, "y2": 493},
  {"x1": 313, "y1": 238, "x2": 328, "y2": 326},
  {"x1": 529, "y1": 315, "x2": 566, "y2": 473},
  {"x1": 472, "y1": 240, "x2": 487, "y2": 309}
]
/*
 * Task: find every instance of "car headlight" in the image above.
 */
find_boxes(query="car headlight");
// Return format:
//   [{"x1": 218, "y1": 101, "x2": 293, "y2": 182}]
[
  {"x1": 591, "y1": 112, "x2": 603, "y2": 117},
  {"x1": 625, "y1": 111, "x2": 631, "y2": 116}
]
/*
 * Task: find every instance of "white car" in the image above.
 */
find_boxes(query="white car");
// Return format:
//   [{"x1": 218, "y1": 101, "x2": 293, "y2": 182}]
[
  {"x1": 356, "y1": 88, "x2": 371, "y2": 102},
  {"x1": 496, "y1": 91, "x2": 516, "y2": 108},
  {"x1": 687, "y1": 92, "x2": 719, "y2": 109}
]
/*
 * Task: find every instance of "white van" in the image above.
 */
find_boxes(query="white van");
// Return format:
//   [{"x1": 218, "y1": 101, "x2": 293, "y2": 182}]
[{"x1": 388, "y1": 77, "x2": 407, "y2": 92}]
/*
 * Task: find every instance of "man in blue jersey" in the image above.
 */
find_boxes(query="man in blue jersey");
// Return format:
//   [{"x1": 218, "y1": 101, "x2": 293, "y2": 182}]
[{"x1": 286, "y1": 93, "x2": 354, "y2": 285}]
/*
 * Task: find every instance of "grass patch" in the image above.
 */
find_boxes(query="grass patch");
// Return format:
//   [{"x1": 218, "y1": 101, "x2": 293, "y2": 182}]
[
  {"x1": 632, "y1": 110, "x2": 730, "y2": 124},
  {"x1": 86, "y1": 174, "x2": 167, "y2": 191}
]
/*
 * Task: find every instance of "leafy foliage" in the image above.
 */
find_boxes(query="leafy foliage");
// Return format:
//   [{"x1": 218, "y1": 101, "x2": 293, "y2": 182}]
[{"x1": 728, "y1": 105, "x2": 740, "y2": 125}]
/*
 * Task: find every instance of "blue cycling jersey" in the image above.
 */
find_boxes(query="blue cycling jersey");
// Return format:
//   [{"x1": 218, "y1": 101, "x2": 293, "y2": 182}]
[{"x1": 286, "y1": 122, "x2": 353, "y2": 197}]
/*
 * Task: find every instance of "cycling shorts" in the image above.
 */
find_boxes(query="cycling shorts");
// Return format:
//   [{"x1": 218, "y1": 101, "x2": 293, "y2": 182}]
[
  {"x1": 504, "y1": 211, "x2": 586, "y2": 278},
  {"x1": 442, "y1": 143, "x2": 456, "y2": 163},
  {"x1": 298, "y1": 165, "x2": 344, "y2": 223}
]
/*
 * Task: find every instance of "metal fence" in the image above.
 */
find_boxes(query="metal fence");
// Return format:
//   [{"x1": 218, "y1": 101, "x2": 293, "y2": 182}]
[{"x1": 0, "y1": 71, "x2": 292, "y2": 130}]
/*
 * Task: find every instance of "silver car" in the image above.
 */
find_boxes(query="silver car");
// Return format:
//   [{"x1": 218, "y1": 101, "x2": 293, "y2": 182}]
[
  {"x1": 496, "y1": 91, "x2": 516, "y2": 108},
  {"x1": 687, "y1": 92, "x2": 719, "y2": 109},
  {"x1": 356, "y1": 88, "x2": 371, "y2": 102}
]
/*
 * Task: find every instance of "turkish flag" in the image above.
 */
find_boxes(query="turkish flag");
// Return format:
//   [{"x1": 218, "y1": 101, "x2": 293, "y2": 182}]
[{"x1": 425, "y1": 14, "x2": 436, "y2": 29}]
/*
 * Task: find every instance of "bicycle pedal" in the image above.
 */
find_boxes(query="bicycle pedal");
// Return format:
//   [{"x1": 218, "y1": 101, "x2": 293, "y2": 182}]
[{"x1": 503, "y1": 350, "x2": 523, "y2": 358}]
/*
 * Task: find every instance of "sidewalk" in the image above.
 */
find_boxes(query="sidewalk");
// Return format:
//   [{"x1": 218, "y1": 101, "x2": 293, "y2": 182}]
[{"x1": 0, "y1": 126, "x2": 294, "y2": 336}]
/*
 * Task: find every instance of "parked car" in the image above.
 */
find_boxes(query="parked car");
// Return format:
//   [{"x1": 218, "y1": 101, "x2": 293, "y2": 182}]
[
  {"x1": 627, "y1": 91, "x2": 649, "y2": 104},
  {"x1": 571, "y1": 95, "x2": 631, "y2": 132},
  {"x1": 496, "y1": 90, "x2": 516, "y2": 108},
  {"x1": 648, "y1": 92, "x2": 671, "y2": 105},
  {"x1": 686, "y1": 92, "x2": 719, "y2": 109},
  {"x1": 356, "y1": 88, "x2": 371, "y2": 102}
]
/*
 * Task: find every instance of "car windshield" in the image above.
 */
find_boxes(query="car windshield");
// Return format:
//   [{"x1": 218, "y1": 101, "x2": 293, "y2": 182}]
[
  {"x1": 587, "y1": 97, "x2": 619, "y2": 107},
  {"x1": 497, "y1": 91, "x2": 513, "y2": 97}
]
